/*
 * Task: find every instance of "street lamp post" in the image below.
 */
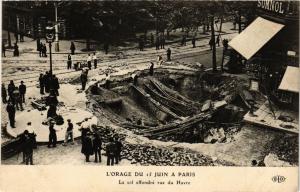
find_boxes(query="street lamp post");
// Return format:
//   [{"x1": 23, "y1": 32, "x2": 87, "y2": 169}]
[
  {"x1": 45, "y1": 25, "x2": 55, "y2": 75},
  {"x1": 49, "y1": 42, "x2": 53, "y2": 75},
  {"x1": 54, "y1": 2, "x2": 59, "y2": 52}
]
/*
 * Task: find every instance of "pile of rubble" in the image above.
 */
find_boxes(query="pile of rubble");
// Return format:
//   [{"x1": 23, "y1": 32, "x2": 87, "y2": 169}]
[
  {"x1": 267, "y1": 134, "x2": 298, "y2": 165},
  {"x1": 98, "y1": 68, "x2": 118, "y2": 76},
  {"x1": 111, "y1": 62, "x2": 129, "y2": 68},
  {"x1": 121, "y1": 144, "x2": 215, "y2": 166},
  {"x1": 95, "y1": 126, "x2": 234, "y2": 166}
]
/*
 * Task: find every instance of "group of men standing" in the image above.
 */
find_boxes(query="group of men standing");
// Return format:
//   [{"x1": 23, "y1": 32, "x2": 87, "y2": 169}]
[
  {"x1": 86, "y1": 53, "x2": 98, "y2": 70},
  {"x1": 154, "y1": 33, "x2": 166, "y2": 50},
  {"x1": 79, "y1": 118, "x2": 122, "y2": 165},
  {"x1": 38, "y1": 72, "x2": 60, "y2": 96},
  {"x1": 20, "y1": 128, "x2": 36, "y2": 165},
  {"x1": 81, "y1": 130, "x2": 123, "y2": 166},
  {"x1": 37, "y1": 42, "x2": 47, "y2": 57},
  {"x1": 2, "y1": 80, "x2": 27, "y2": 128},
  {"x1": 80, "y1": 130, "x2": 102, "y2": 163},
  {"x1": 106, "y1": 137, "x2": 123, "y2": 166}
]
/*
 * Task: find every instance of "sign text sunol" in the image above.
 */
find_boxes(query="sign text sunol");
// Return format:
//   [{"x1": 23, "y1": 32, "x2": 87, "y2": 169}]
[{"x1": 257, "y1": 0, "x2": 285, "y2": 14}]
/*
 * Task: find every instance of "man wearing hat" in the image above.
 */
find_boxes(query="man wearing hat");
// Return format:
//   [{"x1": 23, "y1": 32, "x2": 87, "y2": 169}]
[
  {"x1": 19, "y1": 81, "x2": 26, "y2": 103},
  {"x1": 80, "y1": 70, "x2": 88, "y2": 90},
  {"x1": 79, "y1": 118, "x2": 92, "y2": 142},
  {"x1": 114, "y1": 137, "x2": 123, "y2": 164},
  {"x1": 81, "y1": 131, "x2": 94, "y2": 162},
  {"x1": 20, "y1": 130, "x2": 35, "y2": 165},
  {"x1": 48, "y1": 120, "x2": 57, "y2": 148},
  {"x1": 25, "y1": 122, "x2": 36, "y2": 147},
  {"x1": 6, "y1": 100, "x2": 16, "y2": 128},
  {"x1": 106, "y1": 137, "x2": 117, "y2": 166},
  {"x1": 63, "y1": 119, "x2": 74, "y2": 146},
  {"x1": 87, "y1": 54, "x2": 92, "y2": 70},
  {"x1": 93, "y1": 133, "x2": 102, "y2": 163}
]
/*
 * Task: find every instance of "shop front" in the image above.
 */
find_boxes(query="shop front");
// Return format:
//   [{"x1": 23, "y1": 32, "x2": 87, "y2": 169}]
[{"x1": 228, "y1": 0, "x2": 299, "y2": 111}]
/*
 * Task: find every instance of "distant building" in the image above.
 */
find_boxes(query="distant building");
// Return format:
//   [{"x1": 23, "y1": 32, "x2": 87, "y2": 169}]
[{"x1": 2, "y1": 2, "x2": 69, "y2": 39}]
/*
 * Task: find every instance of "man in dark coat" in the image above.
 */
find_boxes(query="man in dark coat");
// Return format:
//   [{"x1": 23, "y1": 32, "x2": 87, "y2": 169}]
[
  {"x1": 209, "y1": 38, "x2": 214, "y2": 50},
  {"x1": 13, "y1": 43, "x2": 19, "y2": 57},
  {"x1": 70, "y1": 41, "x2": 76, "y2": 55},
  {"x1": 80, "y1": 70, "x2": 88, "y2": 90},
  {"x1": 216, "y1": 35, "x2": 220, "y2": 47},
  {"x1": 46, "y1": 90, "x2": 59, "y2": 118},
  {"x1": 38, "y1": 42, "x2": 43, "y2": 57},
  {"x1": 36, "y1": 38, "x2": 40, "y2": 51},
  {"x1": 87, "y1": 54, "x2": 92, "y2": 70},
  {"x1": 43, "y1": 44, "x2": 47, "y2": 57},
  {"x1": 93, "y1": 53, "x2": 97, "y2": 69},
  {"x1": 20, "y1": 31, "x2": 24, "y2": 42},
  {"x1": 2, "y1": 83, "x2": 7, "y2": 103},
  {"x1": 39, "y1": 74, "x2": 45, "y2": 94},
  {"x1": 48, "y1": 121, "x2": 57, "y2": 148},
  {"x1": 93, "y1": 133, "x2": 102, "y2": 163},
  {"x1": 51, "y1": 75, "x2": 60, "y2": 96},
  {"x1": 44, "y1": 72, "x2": 50, "y2": 93},
  {"x1": 7, "y1": 80, "x2": 16, "y2": 98},
  {"x1": 12, "y1": 88, "x2": 23, "y2": 111},
  {"x1": 21, "y1": 130, "x2": 34, "y2": 165},
  {"x1": 149, "y1": 62, "x2": 154, "y2": 76},
  {"x1": 167, "y1": 48, "x2": 171, "y2": 61},
  {"x1": 105, "y1": 73, "x2": 110, "y2": 89},
  {"x1": 6, "y1": 100, "x2": 16, "y2": 128},
  {"x1": 67, "y1": 54, "x2": 72, "y2": 70},
  {"x1": 192, "y1": 36, "x2": 196, "y2": 48},
  {"x1": 106, "y1": 137, "x2": 116, "y2": 166},
  {"x1": 2, "y1": 42, "x2": 6, "y2": 57},
  {"x1": 81, "y1": 132, "x2": 94, "y2": 162},
  {"x1": 114, "y1": 137, "x2": 123, "y2": 164},
  {"x1": 19, "y1": 81, "x2": 26, "y2": 103}
]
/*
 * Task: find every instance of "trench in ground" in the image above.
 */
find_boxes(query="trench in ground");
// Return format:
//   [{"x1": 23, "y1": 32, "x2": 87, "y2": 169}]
[{"x1": 89, "y1": 69, "x2": 248, "y2": 144}]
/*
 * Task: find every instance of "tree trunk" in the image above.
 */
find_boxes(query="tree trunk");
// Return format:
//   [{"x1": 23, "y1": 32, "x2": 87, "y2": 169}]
[
  {"x1": 211, "y1": 16, "x2": 217, "y2": 72},
  {"x1": 219, "y1": 16, "x2": 223, "y2": 32},
  {"x1": 7, "y1": 30, "x2": 12, "y2": 48}
]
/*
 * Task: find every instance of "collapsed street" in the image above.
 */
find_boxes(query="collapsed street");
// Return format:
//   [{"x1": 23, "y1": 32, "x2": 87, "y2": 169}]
[{"x1": 1, "y1": 1, "x2": 298, "y2": 167}]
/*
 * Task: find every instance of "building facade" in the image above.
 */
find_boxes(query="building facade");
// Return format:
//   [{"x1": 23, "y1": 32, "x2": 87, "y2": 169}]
[{"x1": 230, "y1": 0, "x2": 299, "y2": 111}]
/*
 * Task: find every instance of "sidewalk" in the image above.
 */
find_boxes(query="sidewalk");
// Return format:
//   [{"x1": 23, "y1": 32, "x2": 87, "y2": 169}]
[{"x1": 244, "y1": 101, "x2": 299, "y2": 134}]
